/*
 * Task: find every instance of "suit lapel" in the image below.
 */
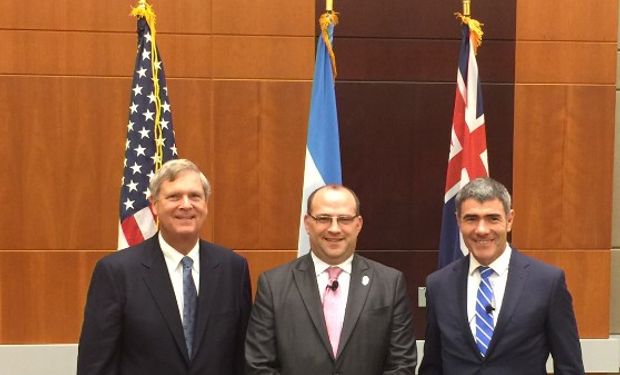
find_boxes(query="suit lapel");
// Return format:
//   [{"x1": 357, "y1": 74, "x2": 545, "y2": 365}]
[
  {"x1": 336, "y1": 255, "x2": 372, "y2": 358},
  {"x1": 292, "y1": 254, "x2": 333, "y2": 357},
  {"x1": 140, "y1": 237, "x2": 189, "y2": 362},
  {"x1": 191, "y1": 241, "x2": 220, "y2": 357},
  {"x1": 486, "y1": 249, "x2": 529, "y2": 357}
]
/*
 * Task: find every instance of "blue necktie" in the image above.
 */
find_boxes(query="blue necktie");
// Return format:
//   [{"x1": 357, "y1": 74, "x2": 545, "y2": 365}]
[
  {"x1": 181, "y1": 256, "x2": 197, "y2": 358},
  {"x1": 475, "y1": 266, "x2": 495, "y2": 356}
]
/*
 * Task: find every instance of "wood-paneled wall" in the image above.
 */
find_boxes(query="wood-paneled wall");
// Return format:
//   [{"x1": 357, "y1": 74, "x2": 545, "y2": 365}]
[
  {"x1": 0, "y1": 0, "x2": 615, "y2": 344},
  {"x1": 0, "y1": 0, "x2": 312, "y2": 343},
  {"x1": 513, "y1": 0, "x2": 617, "y2": 337}
]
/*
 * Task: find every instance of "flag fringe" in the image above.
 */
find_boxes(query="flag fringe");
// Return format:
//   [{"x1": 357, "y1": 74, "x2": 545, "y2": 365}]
[
  {"x1": 131, "y1": 1, "x2": 165, "y2": 172},
  {"x1": 319, "y1": 11, "x2": 339, "y2": 79},
  {"x1": 455, "y1": 12, "x2": 484, "y2": 53}
]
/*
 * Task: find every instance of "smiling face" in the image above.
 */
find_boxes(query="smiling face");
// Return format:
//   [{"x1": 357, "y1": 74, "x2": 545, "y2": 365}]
[
  {"x1": 304, "y1": 187, "x2": 363, "y2": 265},
  {"x1": 150, "y1": 170, "x2": 208, "y2": 254},
  {"x1": 457, "y1": 198, "x2": 514, "y2": 266}
]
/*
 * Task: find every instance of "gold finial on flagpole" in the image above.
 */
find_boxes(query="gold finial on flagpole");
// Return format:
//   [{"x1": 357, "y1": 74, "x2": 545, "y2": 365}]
[
  {"x1": 463, "y1": 0, "x2": 470, "y2": 17},
  {"x1": 455, "y1": 0, "x2": 483, "y2": 53},
  {"x1": 326, "y1": 0, "x2": 333, "y2": 12}
]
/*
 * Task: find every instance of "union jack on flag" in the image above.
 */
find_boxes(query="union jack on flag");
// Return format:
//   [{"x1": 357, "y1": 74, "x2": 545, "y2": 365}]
[
  {"x1": 438, "y1": 23, "x2": 489, "y2": 268},
  {"x1": 118, "y1": 16, "x2": 177, "y2": 249}
]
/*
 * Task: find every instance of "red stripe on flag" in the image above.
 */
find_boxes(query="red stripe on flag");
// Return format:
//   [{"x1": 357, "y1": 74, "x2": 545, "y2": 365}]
[{"x1": 121, "y1": 215, "x2": 145, "y2": 246}]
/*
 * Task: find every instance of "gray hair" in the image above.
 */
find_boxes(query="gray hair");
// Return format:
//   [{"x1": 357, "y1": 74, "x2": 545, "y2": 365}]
[
  {"x1": 455, "y1": 177, "x2": 511, "y2": 216},
  {"x1": 307, "y1": 184, "x2": 361, "y2": 216},
  {"x1": 149, "y1": 159, "x2": 211, "y2": 200}
]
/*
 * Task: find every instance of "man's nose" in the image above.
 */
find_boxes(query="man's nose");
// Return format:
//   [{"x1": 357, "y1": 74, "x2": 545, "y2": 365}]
[
  {"x1": 475, "y1": 220, "x2": 490, "y2": 234},
  {"x1": 180, "y1": 195, "x2": 191, "y2": 207}
]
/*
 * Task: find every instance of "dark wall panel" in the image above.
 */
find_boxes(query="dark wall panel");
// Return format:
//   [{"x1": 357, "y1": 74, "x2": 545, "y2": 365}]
[
  {"x1": 327, "y1": 0, "x2": 515, "y2": 40},
  {"x1": 338, "y1": 82, "x2": 514, "y2": 251}
]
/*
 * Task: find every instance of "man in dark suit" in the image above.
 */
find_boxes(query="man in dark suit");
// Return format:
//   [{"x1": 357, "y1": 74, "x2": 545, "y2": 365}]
[
  {"x1": 245, "y1": 184, "x2": 417, "y2": 375},
  {"x1": 77, "y1": 159, "x2": 251, "y2": 375},
  {"x1": 419, "y1": 177, "x2": 584, "y2": 375}
]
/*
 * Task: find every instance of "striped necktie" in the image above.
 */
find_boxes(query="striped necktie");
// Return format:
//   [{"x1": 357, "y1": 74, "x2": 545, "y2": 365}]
[{"x1": 475, "y1": 266, "x2": 495, "y2": 356}]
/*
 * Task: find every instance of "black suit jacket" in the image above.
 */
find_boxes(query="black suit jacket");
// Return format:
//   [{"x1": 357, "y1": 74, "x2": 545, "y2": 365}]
[
  {"x1": 419, "y1": 248, "x2": 584, "y2": 375},
  {"x1": 77, "y1": 235, "x2": 252, "y2": 375},
  {"x1": 245, "y1": 253, "x2": 417, "y2": 375}
]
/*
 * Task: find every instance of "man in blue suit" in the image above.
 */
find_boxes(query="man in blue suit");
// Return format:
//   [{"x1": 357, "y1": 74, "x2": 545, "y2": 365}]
[{"x1": 419, "y1": 177, "x2": 584, "y2": 375}]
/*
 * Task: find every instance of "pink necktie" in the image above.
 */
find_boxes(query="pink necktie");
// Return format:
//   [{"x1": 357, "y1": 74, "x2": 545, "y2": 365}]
[{"x1": 323, "y1": 266, "x2": 345, "y2": 357}]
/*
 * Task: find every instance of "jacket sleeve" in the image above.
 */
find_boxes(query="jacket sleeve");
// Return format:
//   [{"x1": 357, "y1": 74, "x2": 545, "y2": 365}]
[
  {"x1": 418, "y1": 278, "x2": 442, "y2": 375},
  {"x1": 383, "y1": 272, "x2": 418, "y2": 374},
  {"x1": 234, "y1": 257, "x2": 253, "y2": 375},
  {"x1": 77, "y1": 259, "x2": 124, "y2": 375},
  {"x1": 244, "y1": 272, "x2": 281, "y2": 375},
  {"x1": 547, "y1": 271, "x2": 585, "y2": 375}
]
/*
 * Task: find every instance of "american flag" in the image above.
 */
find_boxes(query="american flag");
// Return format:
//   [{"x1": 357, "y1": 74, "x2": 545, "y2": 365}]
[
  {"x1": 118, "y1": 17, "x2": 177, "y2": 249},
  {"x1": 438, "y1": 23, "x2": 488, "y2": 268}
]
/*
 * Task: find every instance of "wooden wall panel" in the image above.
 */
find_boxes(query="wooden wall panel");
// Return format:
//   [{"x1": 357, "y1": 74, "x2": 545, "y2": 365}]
[
  {"x1": 523, "y1": 250, "x2": 610, "y2": 338},
  {"x1": 0, "y1": 248, "x2": 281, "y2": 343},
  {"x1": 212, "y1": 80, "x2": 261, "y2": 249},
  {"x1": 211, "y1": 81, "x2": 309, "y2": 249},
  {"x1": 516, "y1": 0, "x2": 617, "y2": 41},
  {"x1": 337, "y1": 39, "x2": 515, "y2": 83},
  {"x1": 0, "y1": 77, "x2": 126, "y2": 250},
  {"x1": 212, "y1": 36, "x2": 314, "y2": 79},
  {"x1": 0, "y1": 0, "x2": 213, "y2": 33},
  {"x1": 334, "y1": 0, "x2": 515, "y2": 40},
  {"x1": 516, "y1": 42, "x2": 616, "y2": 84},
  {"x1": 513, "y1": 85, "x2": 615, "y2": 249},
  {"x1": 0, "y1": 76, "x2": 224, "y2": 250},
  {"x1": 0, "y1": 251, "x2": 107, "y2": 343},
  {"x1": 212, "y1": 0, "x2": 314, "y2": 36},
  {"x1": 239, "y1": 250, "x2": 297, "y2": 295},
  {"x1": 514, "y1": 0, "x2": 616, "y2": 339},
  {"x1": 0, "y1": 31, "x2": 213, "y2": 78}
]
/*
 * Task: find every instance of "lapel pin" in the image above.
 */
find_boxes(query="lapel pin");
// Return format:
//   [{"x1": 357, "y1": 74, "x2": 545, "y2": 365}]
[{"x1": 362, "y1": 275, "x2": 369, "y2": 286}]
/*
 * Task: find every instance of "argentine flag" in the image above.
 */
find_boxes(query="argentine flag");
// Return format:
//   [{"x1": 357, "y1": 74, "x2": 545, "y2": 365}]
[{"x1": 297, "y1": 18, "x2": 342, "y2": 257}]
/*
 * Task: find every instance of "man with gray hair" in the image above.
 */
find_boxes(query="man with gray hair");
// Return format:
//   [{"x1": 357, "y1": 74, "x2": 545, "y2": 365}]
[
  {"x1": 419, "y1": 177, "x2": 584, "y2": 374},
  {"x1": 78, "y1": 159, "x2": 251, "y2": 375}
]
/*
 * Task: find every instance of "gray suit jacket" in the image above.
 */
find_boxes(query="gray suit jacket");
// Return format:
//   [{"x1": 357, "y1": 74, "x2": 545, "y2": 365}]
[
  {"x1": 77, "y1": 235, "x2": 252, "y2": 375},
  {"x1": 245, "y1": 253, "x2": 417, "y2": 375},
  {"x1": 419, "y1": 249, "x2": 584, "y2": 375}
]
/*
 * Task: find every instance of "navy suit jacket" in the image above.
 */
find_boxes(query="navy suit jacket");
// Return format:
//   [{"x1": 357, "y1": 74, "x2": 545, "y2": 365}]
[
  {"x1": 77, "y1": 235, "x2": 252, "y2": 375},
  {"x1": 245, "y1": 253, "x2": 417, "y2": 375},
  {"x1": 419, "y1": 248, "x2": 584, "y2": 375}
]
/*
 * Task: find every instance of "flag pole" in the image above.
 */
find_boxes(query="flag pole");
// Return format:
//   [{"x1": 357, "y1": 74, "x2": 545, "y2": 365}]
[
  {"x1": 462, "y1": 0, "x2": 470, "y2": 17},
  {"x1": 456, "y1": 0, "x2": 483, "y2": 53},
  {"x1": 326, "y1": 0, "x2": 333, "y2": 11}
]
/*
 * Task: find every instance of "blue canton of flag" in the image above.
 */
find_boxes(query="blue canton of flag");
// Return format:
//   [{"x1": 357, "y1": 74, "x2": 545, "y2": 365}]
[
  {"x1": 297, "y1": 13, "x2": 343, "y2": 257},
  {"x1": 118, "y1": 17, "x2": 177, "y2": 249}
]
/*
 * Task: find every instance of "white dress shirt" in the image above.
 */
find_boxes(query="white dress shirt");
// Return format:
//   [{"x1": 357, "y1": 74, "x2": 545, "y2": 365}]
[
  {"x1": 467, "y1": 245, "x2": 512, "y2": 338},
  {"x1": 311, "y1": 252, "x2": 353, "y2": 305},
  {"x1": 159, "y1": 232, "x2": 200, "y2": 323}
]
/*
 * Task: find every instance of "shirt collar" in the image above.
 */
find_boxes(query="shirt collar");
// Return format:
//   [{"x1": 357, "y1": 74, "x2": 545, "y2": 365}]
[
  {"x1": 159, "y1": 232, "x2": 200, "y2": 268},
  {"x1": 311, "y1": 251, "x2": 354, "y2": 276},
  {"x1": 468, "y1": 244, "x2": 512, "y2": 276}
]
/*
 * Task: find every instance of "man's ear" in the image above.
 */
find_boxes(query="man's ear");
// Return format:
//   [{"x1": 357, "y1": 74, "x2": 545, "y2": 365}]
[{"x1": 150, "y1": 199, "x2": 158, "y2": 216}]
